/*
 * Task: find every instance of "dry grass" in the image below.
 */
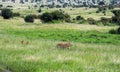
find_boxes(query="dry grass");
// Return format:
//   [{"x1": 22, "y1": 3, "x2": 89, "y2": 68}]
[
  {"x1": 0, "y1": 8, "x2": 119, "y2": 72},
  {"x1": 0, "y1": 17, "x2": 117, "y2": 32},
  {"x1": 0, "y1": 34, "x2": 120, "y2": 72}
]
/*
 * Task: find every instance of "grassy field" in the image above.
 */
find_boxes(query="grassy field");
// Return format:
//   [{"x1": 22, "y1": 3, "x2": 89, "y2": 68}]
[
  {"x1": 13, "y1": 7, "x2": 113, "y2": 20},
  {"x1": 0, "y1": 8, "x2": 120, "y2": 72}
]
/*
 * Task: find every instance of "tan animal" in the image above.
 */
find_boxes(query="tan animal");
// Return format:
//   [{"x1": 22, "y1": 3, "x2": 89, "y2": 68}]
[
  {"x1": 21, "y1": 40, "x2": 29, "y2": 45},
  {"x1": 57, "y1": 42, "x2": 72, "y2": 49},
  {"x1": 21, "y1": 40, "x2": 24, "y2": 45},
  {"x1": 26, "y1": 41, "x2": 29, "y2": 45}
]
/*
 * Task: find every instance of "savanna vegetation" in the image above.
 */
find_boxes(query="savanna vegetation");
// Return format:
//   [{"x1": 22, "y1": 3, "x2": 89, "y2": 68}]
[{"x1": 0, "y1": 7, "x2": 120, "y2": 72}]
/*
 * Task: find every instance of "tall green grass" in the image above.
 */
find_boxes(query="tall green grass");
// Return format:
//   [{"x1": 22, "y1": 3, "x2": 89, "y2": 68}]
[
  {"x1": 0, "y1": 8, "x2": 119, "y2": 72},
  {"x1": 4, "y1": 29, "x2": 120, "y2": 44},
  {"x1": 0, "y1": 34, "x2": 120, "y2": 72}
]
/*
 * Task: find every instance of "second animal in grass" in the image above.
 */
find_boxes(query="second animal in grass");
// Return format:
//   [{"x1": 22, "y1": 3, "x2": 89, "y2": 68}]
[{"x1": 56, "y1": 42, "x2": 72, "y2": 49}]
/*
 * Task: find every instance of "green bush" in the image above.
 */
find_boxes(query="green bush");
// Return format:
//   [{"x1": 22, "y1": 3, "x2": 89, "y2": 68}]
[
  {"x1": 87, "y1": 18, "x2": 98, "y2": 25},
  {"x1": 111, "y1": 10, "x2": 120, "y2": 25},
  {"x1": 117, "y1": 27, "x2": 120, "y2": 34},
  {"x1": 40, "y1": 11, "x2": 70, "y2": 23},
  {"x1": 13, "y1": 13, "x2": 20, "y2": 17},
  {"x1": 98, "y1": 6, "x2": 107, "y2": 12},
  {"x1": 112, "y1": 10, "x2": 120, "y2": 17},
  {"x1": 1, "y1": 9, "x2": 13, "y2": 19},
  {"x1": 64, "y1": 13, "x2": 71, "y2": 22},
  {"x1": 40, "y1": 12, "x2": 53, "y2": 22},
  {"x1": 96, "y1": 11, "x2": 100, "y2": 13},
  {"x1": 109, "y1": 29, "x2": 117, "y2": 34},
  {"x1": 111, "y1": 16, "x2": 120, "y2": 25},
  {"x1": 76, "y1": 16, "x2": 84, "y2": 21},
  {"x1": 51, "y1": 10, "x2": 65, "y2": 20},
  {"x1": 100, "y1": 17, "x2": 111, "y2": 26},
  {"x1": 102, "y1": 11, "x2": 106, "y2": 15},
  {"x1": 65, "y1": 18, "x2": 71, "y2": 23},
  {"x1": 24, "y1": 15, "x2": 34, "y2": 23},
  {"x1": 64, "y1": 13, "x2": 70, "y2": 19},
  {"x1": 109, "y1": 27, "x2": 120, "y2": 34}
]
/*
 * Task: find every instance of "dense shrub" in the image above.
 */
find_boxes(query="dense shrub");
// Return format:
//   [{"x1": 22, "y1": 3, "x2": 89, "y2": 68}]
[
  {"x1": 108, "y1": 5, "x2": 114, "y2": 10},
  {"x1": 112, "y1": 10, "x2": 120, "y2": 17},
  {"x1": 109, "y1": 27, "x2": 120, "y2": 34},
  {"x1": 0, "y1": 4, "x2": 3, "y2": 8},
  {"x1": 97, "y1": 6, "x2": 107, "y2": 15},
  {"x1": 76, "y1": 16, "x2": 85, "y2": 21},
  {"x1": 102, "y1": 11, "x2": 106, "y2": 15},
  {"x1": 117, "y1": 27, "x2": 120, "y2": 34},
  {"x1": 111, "y1": 16, "x2": 120, "y2": 25},
  {"x1": 13, "y1": 13, "x2": 20, "y2": 17},
  {"x1": 109, "y1": 29, "x2": 117, "y2": 34},
  {"x1": 64, "y1": 13, "x2": 70, "y2": 19},
  {"x1": 65, "y1": 18, "x2": 71, "y2": 23},
  {"x1": 96, "y1": 10, "x2": 100, "y2": 13},
  {"x1": 51, "y1": 10, "x2": 65, "y2": 20},
  {"x1": 111, "y1": 10, "x2": 120, "y2": 25},
  {"x1": 73, "y1": 18, "x2": 75, "y2": 21},
  {"x1": 87, "y1": 18, "x2": 97, "y2": 25},
  {"x1": 24, "y1": 15, "x2": 34, "y2": 23},
  {"x1": 0, "y1": 4, "x2": 3, "y2": 10},
  {"x1": 100, "y1": 17, "x2": 111, "y2": 26},
  {"x1": 40, "y1": 11, "x2": 70, "y2": 23},
  {"x1": 40, "y1": 12, "x2": 53, "y2": 22},
  {"x1": 64, "y1": 13, "x2": 71, "y2": 22},
  {"x1": 1, "y1": 9, "x2": 13, "y2": 19},
  {"x1": 98, "y1": 6, "x2": 107, "y2": 12}
]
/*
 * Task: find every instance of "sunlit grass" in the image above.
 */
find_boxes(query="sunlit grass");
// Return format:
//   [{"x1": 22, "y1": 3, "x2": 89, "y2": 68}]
[
  {"x1": 12, "y1": 7, "x2": 114, "y2": 20},
  {"x1": 0, "y1": 8, "x2": 120, "y2": 72},
  {"x1": 0, "y1": 34, "x2": 120, "y2": 72}
]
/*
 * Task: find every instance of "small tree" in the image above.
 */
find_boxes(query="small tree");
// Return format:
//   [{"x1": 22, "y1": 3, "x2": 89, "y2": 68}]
[
  {"x1": 13, "y1": 13, "x2": 20, "y2": 17},
  {"x1": 40, "y1": 12, "x2": 53, "y2": 22},
  {"x1": 112, "y1": 10, "x2": 120, "y2": 25},
  {"x1": 112, "y1": 10, "x2": 120, "y2": 17},
  {"x1": 101, "y1": 17, "x2": 111, "y2": 26},
  {"x1": 87, "y1": 18, "x2": 97, "y2": 25},
  {"x1": 51, "y1": 10, "x2": 65, "y2": 20},
  {"x1": 1, "y1": 9, "x2": 13, "y2": 19},
  {"x1": 40, "y1": 11, "x2": 70, "y2": 23},
  {"x1": 76, "y1": 16, "x2": 84, "y2": 21},
  {"x1": 24, "y1": 15, "x2": 34, "y2": 23}
]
